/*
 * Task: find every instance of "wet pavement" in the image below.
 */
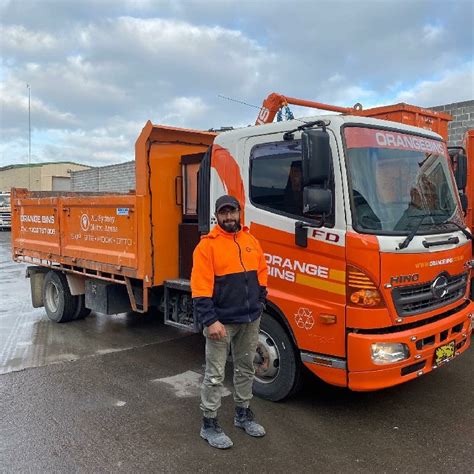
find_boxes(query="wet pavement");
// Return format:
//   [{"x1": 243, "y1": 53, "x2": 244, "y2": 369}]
[
  {"x1": 1, "y1": 230, "x2": 474, "y2": 472},
  {"x1": 0, "y1": 231, "x2": 189, "y2": 375}
]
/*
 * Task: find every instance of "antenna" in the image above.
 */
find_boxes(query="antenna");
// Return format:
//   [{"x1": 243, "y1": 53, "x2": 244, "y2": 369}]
[{"x1": 217, "y1": 95, "x2": 261, "y2": 110}]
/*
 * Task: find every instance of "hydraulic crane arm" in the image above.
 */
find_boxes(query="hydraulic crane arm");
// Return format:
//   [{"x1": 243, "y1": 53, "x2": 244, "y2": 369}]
[{"x1": 255, "y1": 92, "x2": 361, "y2": 125}]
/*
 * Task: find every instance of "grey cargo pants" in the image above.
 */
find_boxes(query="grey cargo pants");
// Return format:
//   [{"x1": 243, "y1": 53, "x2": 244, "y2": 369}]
[{"x1": 200, "y1": 318, "x2": 260, "y2": 418}]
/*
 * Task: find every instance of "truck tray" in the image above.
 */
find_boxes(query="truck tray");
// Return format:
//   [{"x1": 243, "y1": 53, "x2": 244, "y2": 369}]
[{"x1": 12, "y1": 190, "x2": 143, "y2": 278}]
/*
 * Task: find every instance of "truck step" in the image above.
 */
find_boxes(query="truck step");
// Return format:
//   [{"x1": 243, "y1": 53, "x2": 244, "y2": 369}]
[{"x1": 163, "y1": 279, "x2": 200, "y2": 333}]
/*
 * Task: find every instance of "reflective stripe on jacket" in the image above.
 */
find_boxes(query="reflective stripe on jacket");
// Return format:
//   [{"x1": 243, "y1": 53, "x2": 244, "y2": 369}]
[{"x1": 191, "y1": 225, "x2": 268, "y2": 327}]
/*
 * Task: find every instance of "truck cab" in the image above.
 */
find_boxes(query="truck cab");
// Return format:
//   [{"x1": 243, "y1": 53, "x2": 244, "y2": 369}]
[{"x1": 193, "y1": 114, "x2": 472, "y2": 398}]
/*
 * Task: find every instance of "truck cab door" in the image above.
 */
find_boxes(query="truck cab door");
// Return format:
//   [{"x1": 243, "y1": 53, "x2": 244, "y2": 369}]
[{"x1": 243, "y1": 130, "x2": 347, "y2": 363}]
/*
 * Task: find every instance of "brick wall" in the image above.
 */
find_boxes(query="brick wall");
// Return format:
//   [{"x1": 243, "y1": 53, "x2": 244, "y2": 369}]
[
  {"x1": 71, "y1": 161, "x2": 135, "y2": 192},
  {"x1": 431, "y1": 100, "x2": 474, "y2": 147}
]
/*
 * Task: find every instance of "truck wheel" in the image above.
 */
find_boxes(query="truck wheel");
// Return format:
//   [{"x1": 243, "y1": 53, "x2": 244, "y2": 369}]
[
  {"x1": 253, "y1": 314, "x2": 301, "y2": 401},
  {"x1": 42, "y1": 271, "x2": 77, "y2": 323},
  {"x1": 73, "y1": 294, "x2": 91, "y2": 320}
]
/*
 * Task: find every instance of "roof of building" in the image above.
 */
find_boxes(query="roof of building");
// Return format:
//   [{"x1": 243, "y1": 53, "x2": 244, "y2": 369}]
[{"x1": 0, "y1": 161, "x2": 91, "y2": 172}]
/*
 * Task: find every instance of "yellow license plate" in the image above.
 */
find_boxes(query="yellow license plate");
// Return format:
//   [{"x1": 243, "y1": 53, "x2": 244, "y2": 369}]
[{"x1": 434, "y1": 341, "x2": 456, "y2": 365}]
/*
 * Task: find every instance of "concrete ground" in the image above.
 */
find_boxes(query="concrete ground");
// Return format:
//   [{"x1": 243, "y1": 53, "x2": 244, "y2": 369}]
[{"x1": 1, "y1": 231, "x2": 474, "y2": 473}]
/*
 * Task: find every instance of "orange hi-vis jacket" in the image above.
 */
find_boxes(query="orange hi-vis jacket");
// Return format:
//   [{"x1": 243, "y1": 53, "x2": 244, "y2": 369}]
[{"x1": 191, "y1": 224, "x2": 268, "y2": 327}]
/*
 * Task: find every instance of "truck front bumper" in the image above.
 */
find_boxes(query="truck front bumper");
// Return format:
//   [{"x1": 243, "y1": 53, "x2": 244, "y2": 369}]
[{"x1": 347, "y1": 301, "x2": 473, "y2": 391}]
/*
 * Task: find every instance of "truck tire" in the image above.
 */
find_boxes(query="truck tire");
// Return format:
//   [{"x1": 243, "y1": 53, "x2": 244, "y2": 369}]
[
  {"x1": 253, "y1": 314, "x2": 302, "y2": 401},
  {"x1": 42, "y1": 271, "x2": 77, "y2": 323},
  {"x1": 72, "y1": 294, "x2": 91, "y2": 320}
]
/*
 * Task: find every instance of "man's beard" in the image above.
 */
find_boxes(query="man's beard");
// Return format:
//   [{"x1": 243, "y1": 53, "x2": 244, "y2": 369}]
[{"x1": 219, "y1": 217, "x2": 240, "y2": 233}]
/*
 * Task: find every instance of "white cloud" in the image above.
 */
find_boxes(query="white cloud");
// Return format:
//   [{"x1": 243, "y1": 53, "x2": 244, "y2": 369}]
[
  {"x1": 422, "y1": 24, "x2": 444, "y2": 43},
  {"x1": 395, "y1": 64, "x2": 474, "y2": 107},
  {"x1": 0, "y1": 82, "x2": 79, "y2": 130},
  {"x1": 0, "y1": 24, "x2": 58, "y2": 52},
  {"x1": 162, "y1": 96, "x2": 211, "y2": 126},
  {"x1": 0, "y1": 0, "x2": 472, "y2": 167}
]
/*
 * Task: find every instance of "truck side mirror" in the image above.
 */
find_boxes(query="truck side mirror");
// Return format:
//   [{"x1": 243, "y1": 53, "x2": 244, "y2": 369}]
[
  {"x1": 449, "y1": 148, "x2": 467, "y2": 191},
  {"x1": 303, "y1": 186, "x2": 332, "y2": 215},
  {"x1": 454, "y1": 153, "x2": 467, "y2": 190},
  {"x1": 301, "y1": 130, "x2": 331, "y2": 187},
  {"x1": 295, "y1": 188, "x2": 333, "y2": 248}
]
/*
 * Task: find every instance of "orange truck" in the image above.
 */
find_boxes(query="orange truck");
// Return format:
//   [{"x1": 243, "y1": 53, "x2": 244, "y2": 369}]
[{"x1": 12, "y1": 96, "x2": 473, "y2": 400}]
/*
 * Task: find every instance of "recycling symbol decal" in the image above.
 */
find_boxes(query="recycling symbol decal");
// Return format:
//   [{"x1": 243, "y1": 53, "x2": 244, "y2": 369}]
[{"x1": 294, "y1": 307, "x2": 314, "y2": 330}]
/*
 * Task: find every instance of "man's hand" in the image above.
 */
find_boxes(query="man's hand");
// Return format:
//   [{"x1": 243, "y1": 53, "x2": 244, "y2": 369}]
[{"x1": 207, "y1": 321, "x2": 227, "y2": 340}]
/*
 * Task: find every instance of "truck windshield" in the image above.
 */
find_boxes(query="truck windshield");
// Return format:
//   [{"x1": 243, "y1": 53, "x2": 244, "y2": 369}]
[
  {"x1": 0, "y1": 195, "x2": 10, "y2": 207},
  {"x1": 344, "y1": 127, "x2": 463, "y2": 234}
]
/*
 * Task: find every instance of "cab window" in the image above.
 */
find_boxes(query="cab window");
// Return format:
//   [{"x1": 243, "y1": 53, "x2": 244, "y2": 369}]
[{"x1": 250, "y1": 140, "x2": 334, "y2": 226}]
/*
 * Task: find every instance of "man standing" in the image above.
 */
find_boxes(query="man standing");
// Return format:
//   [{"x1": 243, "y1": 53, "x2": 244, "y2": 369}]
[{"x1": 191, "y1": 195, "x2": 268, "y2": 449}]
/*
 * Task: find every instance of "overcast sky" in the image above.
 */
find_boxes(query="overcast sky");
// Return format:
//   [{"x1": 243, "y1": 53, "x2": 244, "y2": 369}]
[{"x1": 1, "y1": 0, "x2": 473, "y2": 167}]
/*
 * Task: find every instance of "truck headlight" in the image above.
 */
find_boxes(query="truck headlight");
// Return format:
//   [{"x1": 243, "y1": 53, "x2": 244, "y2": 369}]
[{"x1": 371, "y1": 342, "x2": 410, "y2": 365}]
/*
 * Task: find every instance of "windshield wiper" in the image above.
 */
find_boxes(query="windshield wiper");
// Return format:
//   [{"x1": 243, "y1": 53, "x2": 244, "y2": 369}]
[
  {"x1": 398, "y1": 211, "x2": 446, "y2": 250},
  {"x1": 398, "y1": 211, "x2": 471, "y2": 249},
  {"x1": 441, "y1": 219, "x2": 473, "y2": 240}
]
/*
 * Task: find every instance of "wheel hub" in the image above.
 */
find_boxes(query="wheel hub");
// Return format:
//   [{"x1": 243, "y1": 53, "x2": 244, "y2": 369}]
[
  {"x1": 254, "y1": 330, "x2": 280, "y2": 383},
  {"x1": 45, "y1": 281, "x2": 60, "y2": 313}
]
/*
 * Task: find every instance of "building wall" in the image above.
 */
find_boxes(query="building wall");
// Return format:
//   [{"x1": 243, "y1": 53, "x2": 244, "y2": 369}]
[
  {"x1": 0, "y1": 163, "x2": 90, "y2": 191},
  {"x1": 431, "y1": 100, "x2": 474, "y2": 147},
  {"x1": 0, "y1": 166, "x2": 40, "y2": 191},
  {"x1": 71, "y1": 161, "x2": 135, "y2": 192},
  {"x1": 40, "y1": 163, "x2": 90, "y2": 191}
]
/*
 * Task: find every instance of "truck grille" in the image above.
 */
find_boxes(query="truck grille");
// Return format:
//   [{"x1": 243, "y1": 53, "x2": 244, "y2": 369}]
[{"x1": 391, "y1": 272, "x2": 467, "y2": 317}]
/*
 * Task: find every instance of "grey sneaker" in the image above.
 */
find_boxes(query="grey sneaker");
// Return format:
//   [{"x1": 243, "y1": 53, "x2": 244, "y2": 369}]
[
  {"x1": 234, "y1": 407, "x2": 266, "y2": 437},
  {"x1": 200, "y1": 417, "x2": 233, "y2": 449}
]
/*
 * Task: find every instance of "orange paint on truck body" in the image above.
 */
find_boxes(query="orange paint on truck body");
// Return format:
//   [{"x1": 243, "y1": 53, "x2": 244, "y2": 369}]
[
  {"x1": 251, "y1": 222, "x2": 347, "y2": 358},
  {"x1": 357, "y1": 103, "x2": 451, "y2": 138},
  {"x1": 348, "y1": 310, "x2": 471, "y2": 390},
  {"x1": 211, "y1": 145, "x2": 246, "y2": 223},
  {"x1": 464, "y1": 130, "x2": 474, "y2": 232},
  {"x1": 12, "y1": 123, "x2": 216, "y2": 287},
  {"x1": 12, "y1": 191, "x2": 142, "y2": 277}
]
